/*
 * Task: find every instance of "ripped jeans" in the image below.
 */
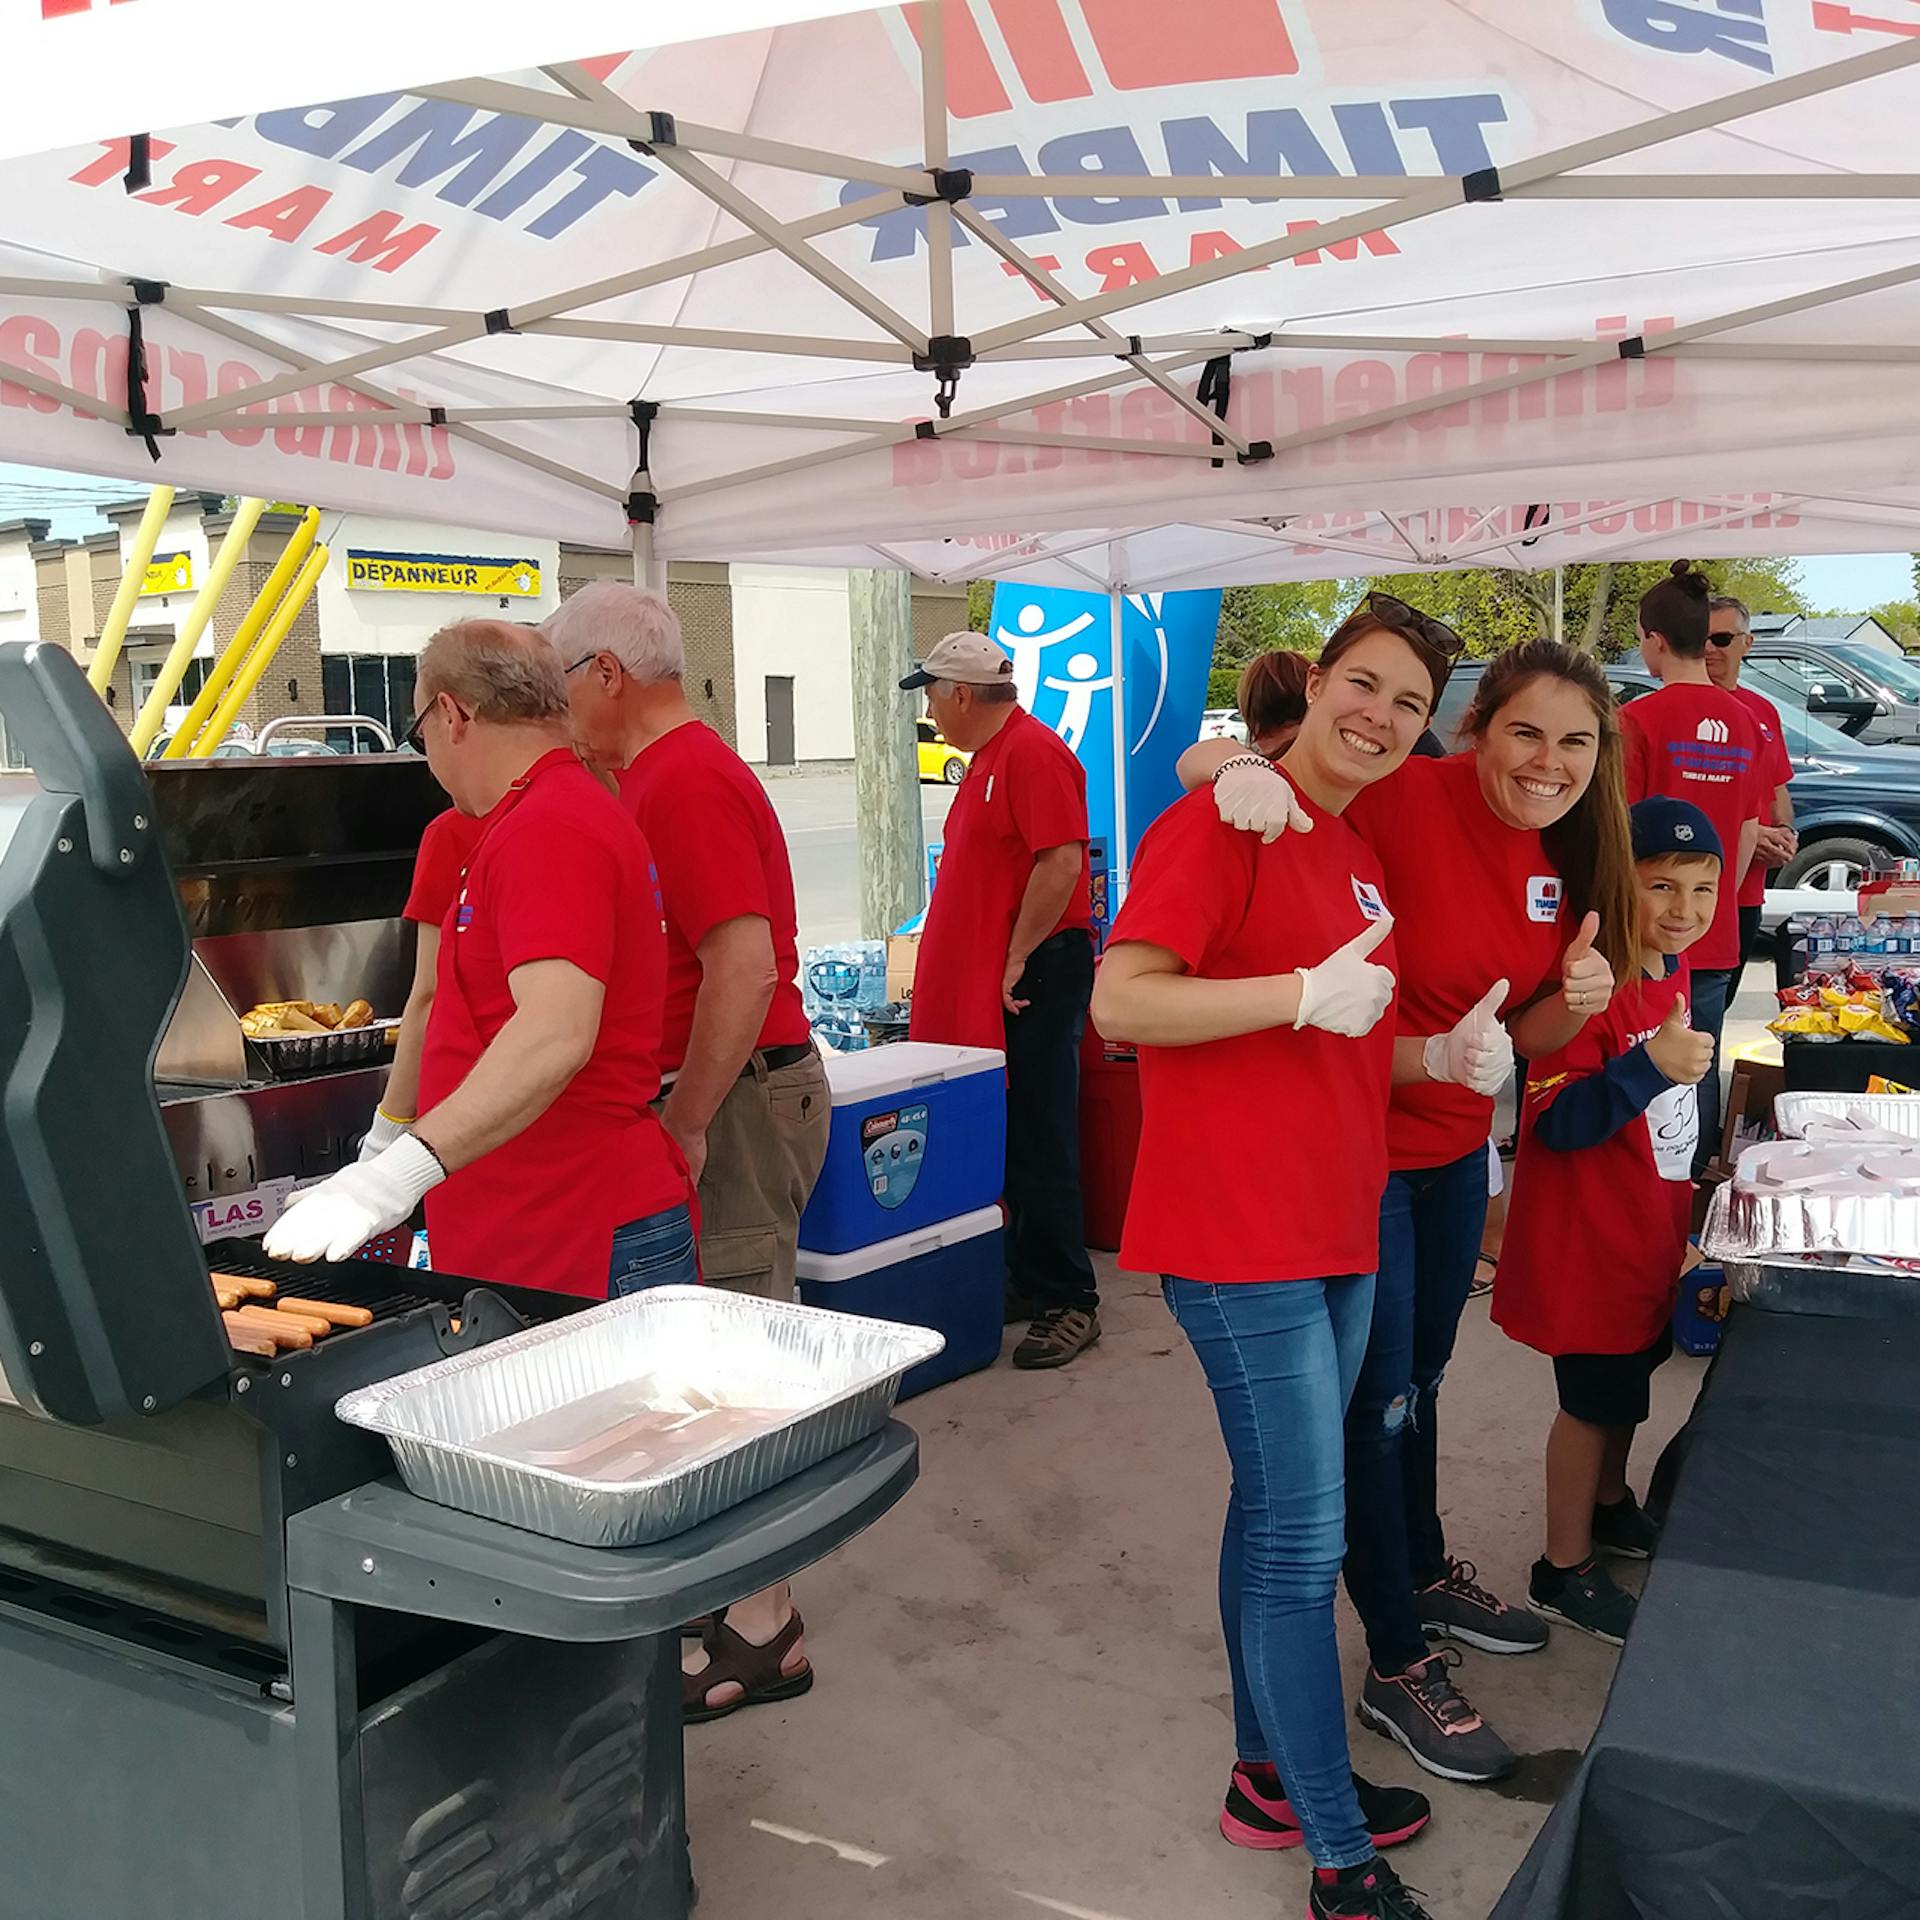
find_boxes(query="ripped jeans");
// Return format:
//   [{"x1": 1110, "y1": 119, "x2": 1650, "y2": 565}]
[{"x1": 1341, "y1": 1149, "x2": 1490, "y2": 1675}]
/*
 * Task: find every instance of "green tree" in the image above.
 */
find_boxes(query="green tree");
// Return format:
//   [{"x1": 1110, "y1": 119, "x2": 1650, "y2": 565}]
[{"x1": 1869, "y1": 600, "x2": 1920, "y2": 647}]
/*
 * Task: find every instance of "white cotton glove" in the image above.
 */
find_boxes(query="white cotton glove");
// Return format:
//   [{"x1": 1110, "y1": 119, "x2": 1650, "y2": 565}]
[
  {"x1": 357, "y1": 1105, "x2": 413, "y2": 1163},
  {"x1": 265, "y1": 1134, "x2": 445, "y2": 1264},
  {"x1": 1294, "y1": 914, "x2": 1396, "y2": 1037},
  {"x1": 1422, "y1": 979, "x2": 1514, "y2": 1097},
  {"x1": 1214, "y1": 756, "x2": 1314, "y2": 844}
]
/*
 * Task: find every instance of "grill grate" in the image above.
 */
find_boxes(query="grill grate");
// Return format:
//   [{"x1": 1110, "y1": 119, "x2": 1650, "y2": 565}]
[{"x1": 205, "y1": 1248, "x2": 433, "y2": 1323}]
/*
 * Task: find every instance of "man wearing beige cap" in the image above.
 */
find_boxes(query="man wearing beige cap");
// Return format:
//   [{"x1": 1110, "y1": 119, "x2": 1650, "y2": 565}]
[{"x1": 900, "y1": 633, "x2": 1100, "y2": 1368}]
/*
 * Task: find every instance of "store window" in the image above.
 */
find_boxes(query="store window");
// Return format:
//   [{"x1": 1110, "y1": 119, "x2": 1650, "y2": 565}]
[
  {"x1": 130, "y1": 655, "x2": 213, "y2": 717},
  {"x1": 324, "y1": 654, "x2": 417, "y2": 750}
]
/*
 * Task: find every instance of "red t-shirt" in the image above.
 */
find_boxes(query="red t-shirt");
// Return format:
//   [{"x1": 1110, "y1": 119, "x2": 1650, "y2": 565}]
[
  {"x1": 1107, "y1": 789, "x2": 1397, "y2": 1283},
  {"x1": 420, "y1": 750, "x2": 686, "y2": 1297},
  {"x1": 1345, "y1": 753, "x2": 1568, "y2": 1172},
  {"x1": 1621, "y1": 684, "x2": 1767, "y2": 969},
  {"x1": 909, "y1": 707, "x2": 1092, "y2": 1052},
  {"x1": 617, "y1": 722, "x2": 810, "y2": 1073},
  {"x1": 404, "y1": 808, "x2": 485, "y2": 926},
  {"x1": 1494, "y1": 960, "x2": 1695, "y2": 1355},
  {"x1": 1729, "y1": 684, "x2": 1793, "y2": 910}
]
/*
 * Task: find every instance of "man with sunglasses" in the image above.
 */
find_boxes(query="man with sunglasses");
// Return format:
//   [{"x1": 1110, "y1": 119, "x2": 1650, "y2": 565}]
[
  {"x1": 1705, "y1": 594, "x2": 1797, "y2": 971},
  {"x1": 267, "y1": 618, "x2": 693, "y2": 1302}
]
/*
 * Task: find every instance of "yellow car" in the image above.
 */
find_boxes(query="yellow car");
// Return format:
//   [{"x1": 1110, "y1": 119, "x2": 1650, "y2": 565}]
[{"x1": 917, "y1": 718, "x2": 970, "y2": 786}]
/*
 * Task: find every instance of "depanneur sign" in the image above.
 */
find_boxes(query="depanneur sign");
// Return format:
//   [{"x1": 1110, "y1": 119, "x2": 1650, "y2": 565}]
[{"x1": 345, "y1": 550, "x2": 542, "y2": 597}]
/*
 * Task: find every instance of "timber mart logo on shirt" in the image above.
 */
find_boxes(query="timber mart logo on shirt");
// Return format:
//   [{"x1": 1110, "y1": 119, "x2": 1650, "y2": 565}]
[
  {"x1": 1667, "y1": 724, "x2": 1753, "y2": 788},
  {"x1": 1351, "y1": 877, "x2": 1388, "y2": 921},
  {"x1": 1526, "y1": 876, "x2": 1563, "y2": 924},
  {"x1": 1696, "y1": 717, "x2": 1730, "y2": 744}
]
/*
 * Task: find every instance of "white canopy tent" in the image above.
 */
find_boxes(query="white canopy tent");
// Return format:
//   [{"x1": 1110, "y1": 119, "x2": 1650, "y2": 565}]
[{"x1": 3, "y1": 0, "x2": 1920, "y2": 590}]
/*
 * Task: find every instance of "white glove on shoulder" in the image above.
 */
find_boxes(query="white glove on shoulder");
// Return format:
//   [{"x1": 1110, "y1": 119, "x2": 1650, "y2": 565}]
[
  {"x1": 357, "y1": 1105, "x2": 412, "y2": 1163},
  {"x1": 1294, "y1": 914, "x2": 1396, "y2": 1038},
  {"x1": 265, "y1": 1134, "x2": 445, "y2": 1264},
  {"x1": 1422, "y1": 979, "x2": 1513, "y2": 1097},
  {"x1": 1214, "y1": 756, "x2": 1313, "y2": 845}
]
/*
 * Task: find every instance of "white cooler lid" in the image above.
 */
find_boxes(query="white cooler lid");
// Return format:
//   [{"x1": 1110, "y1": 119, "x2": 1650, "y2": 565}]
[
  {"x1": 795, "y1": 1205, "x2": 1005, "y2": 1282},
  {"x1": 821, "y1": 1041, "x2": 1006, "y2": 1104}
]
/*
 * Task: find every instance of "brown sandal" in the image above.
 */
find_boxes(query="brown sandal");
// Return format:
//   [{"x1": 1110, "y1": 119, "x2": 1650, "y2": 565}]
[{"x1": 682, "y1": 1607, "x2": 814, "y2": 1724}]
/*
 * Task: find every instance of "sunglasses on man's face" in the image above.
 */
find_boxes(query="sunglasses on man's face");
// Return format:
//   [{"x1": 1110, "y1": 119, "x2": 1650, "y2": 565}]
[
  {"x1": 1362, "y1": 590, "x2": 1465, "y2": 662},
  {"x1": 1708, "y1": 629, "x2": 1747, "y2": 648}
]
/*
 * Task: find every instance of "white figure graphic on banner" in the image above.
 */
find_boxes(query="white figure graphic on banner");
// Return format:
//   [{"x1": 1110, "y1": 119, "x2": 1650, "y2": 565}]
[
  {"x1": 1126, "y1": 592, "x2": 1171, "y2": 753},
  {"x1": 995, "y1": 599, "x2": 1095, "y2": 709},
  {"x1": 1042, "y1": 651, "x2": 1115, "y2": 753}
]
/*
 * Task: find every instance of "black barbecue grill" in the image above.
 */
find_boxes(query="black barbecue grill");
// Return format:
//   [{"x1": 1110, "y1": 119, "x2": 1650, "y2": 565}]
[{"x1": 0, "y1": 640, "x2": 918, "y2": 1920}]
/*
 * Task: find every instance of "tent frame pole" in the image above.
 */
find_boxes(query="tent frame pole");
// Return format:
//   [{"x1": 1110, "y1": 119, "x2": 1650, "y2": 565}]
[{"x1": 1108, "y1": 576, "x2": 1130, "y2": 902}]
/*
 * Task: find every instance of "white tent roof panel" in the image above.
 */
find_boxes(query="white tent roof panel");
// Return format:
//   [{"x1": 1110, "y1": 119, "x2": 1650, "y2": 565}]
[{"x1": 5, "y1": 1, "x2": 1920, "y2": 580}]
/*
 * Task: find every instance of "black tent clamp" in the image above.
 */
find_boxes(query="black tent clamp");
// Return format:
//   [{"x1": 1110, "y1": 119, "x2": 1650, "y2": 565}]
[
  {"x1": 1195, "y1": 334, "x2": 1276, "y2": 468},
  {"x1": 1520, "y1": 501, "x2": 1551, "y2": 548},
  {"x1": 627, "y1": 398, "x2": 660, "y2": 524},
  {"x1": 123, "y1": 278, "x2": 172, "y2": 462},
  {"x1": 627, "y1": 111, "x2": 679, "y2": 159},
  {"x1": 914, "y1": 335, "x2": 973, "y2": 419},
  {"x1": 903, "y1": 168, "x2": 973, "y2": 207},
  {"x1": 123, "y1": 132, "x2": 153, "y2": 194}
]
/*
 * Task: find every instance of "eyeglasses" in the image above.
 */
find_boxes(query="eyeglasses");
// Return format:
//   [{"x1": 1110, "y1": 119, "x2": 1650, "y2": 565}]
[
  {"x1": 1362, "y1": 591, "x2": 1465, "y2": 662},
  {"x1": 563, "y1": 653, "x2": 597, "y2": 676},
  {"x1": 401, "y1": 700, "x2": 434, "y2": 754},
  {"x1": 1707, "y1": 630, "x2": 1747, "y2": 648}
]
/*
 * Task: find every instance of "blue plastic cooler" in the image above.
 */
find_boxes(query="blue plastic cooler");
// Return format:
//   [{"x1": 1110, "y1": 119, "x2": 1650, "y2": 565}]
[
  {"x1": 797, "y1": 1042, "x2": 1006, "y2": 1254},
  {"x1": 796, "y1": 1207, "x2": 1004, "y2": 1399}
]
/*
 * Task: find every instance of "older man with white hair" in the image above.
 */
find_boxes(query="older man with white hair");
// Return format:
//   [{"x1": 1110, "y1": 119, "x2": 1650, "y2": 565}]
[{"x1": 544, "y1": 582, "x2": 827, "y2": 1724}]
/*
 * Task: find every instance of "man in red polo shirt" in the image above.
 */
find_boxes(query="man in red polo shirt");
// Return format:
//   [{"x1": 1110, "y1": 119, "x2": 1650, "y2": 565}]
[
  {"x1": 545, "y1": 581, "x2": 826, "y2": 1725},
  {"x1": 267, "y1": 619, "x2": 692, "y2": 1299},
  {"x1": 1622, "y1": 565, "x2": 1767, "y2": 1176},
  {"x1": 902, "y1": 632, "x2": 1100, "y2": 1370},
  {"x1": 1705, "y1": 593, "x2": 1797, "y2": 974}
]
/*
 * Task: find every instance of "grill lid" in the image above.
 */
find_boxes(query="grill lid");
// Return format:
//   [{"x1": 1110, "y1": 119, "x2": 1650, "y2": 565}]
[{"x1": 0, "y1": 642, "x2": 229, "y2": 1424}]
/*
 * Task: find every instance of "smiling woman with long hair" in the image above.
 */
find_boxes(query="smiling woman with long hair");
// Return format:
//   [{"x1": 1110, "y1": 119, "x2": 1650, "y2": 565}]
[{"x1": 1094, "y1": 609, "x2": 1516, "y2": 1920}]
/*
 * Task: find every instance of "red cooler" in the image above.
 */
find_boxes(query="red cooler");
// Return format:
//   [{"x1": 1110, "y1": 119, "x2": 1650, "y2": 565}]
[{"x1": 1079, "y1": 1021, "x2": 1141, "y2": 1252}]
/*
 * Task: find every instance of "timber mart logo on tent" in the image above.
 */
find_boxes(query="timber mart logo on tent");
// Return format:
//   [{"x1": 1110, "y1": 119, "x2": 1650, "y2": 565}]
[
  {"x1": 910, "y1": 0, "x2": 1304, "y2": 118},
  {"x1": 40, "y1": 0, "x2": 139, "y2": 15},
  {"x1": 1696, "y1": 717, "x2": 1731, "y2": 744}
]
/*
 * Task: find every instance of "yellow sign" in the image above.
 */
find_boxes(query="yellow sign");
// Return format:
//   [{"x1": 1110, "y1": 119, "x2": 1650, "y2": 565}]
[
  {"x1": 140, "y1": 551, "x2": 193, "y2": 596},
  {"x1": 345, "y1": 549, "x2": 542, "y2": 597}
]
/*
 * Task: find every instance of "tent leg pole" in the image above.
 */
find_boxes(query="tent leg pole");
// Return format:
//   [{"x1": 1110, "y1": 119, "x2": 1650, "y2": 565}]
[
  {"x1": 1109, "y1": 583, "x2": 1130, "y2": 903},
  {"x1": 630, "y1": 520, "x2": 666, "y2": 596}
]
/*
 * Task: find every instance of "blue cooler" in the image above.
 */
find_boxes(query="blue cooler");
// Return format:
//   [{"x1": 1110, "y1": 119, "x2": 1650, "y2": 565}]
[
  {"x1": 798, "y1": 1042, "x2": 1006, "y2": 1254},
  {"x1": 796, "y1": 1206, "x2": 1003, "y2": 1398}
]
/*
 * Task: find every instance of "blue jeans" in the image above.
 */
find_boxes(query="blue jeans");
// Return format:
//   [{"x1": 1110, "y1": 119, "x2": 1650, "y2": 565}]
[
  {"x1": 1342, "y1": 1149, "x2": 1489, "y2": 1674},
  {"x1": 608, "y1": 1203, "x2": 699, "y2": 1297},
  {"x1": 1164, "y1": 1271, "x2": 1377, "y2": 1869}
]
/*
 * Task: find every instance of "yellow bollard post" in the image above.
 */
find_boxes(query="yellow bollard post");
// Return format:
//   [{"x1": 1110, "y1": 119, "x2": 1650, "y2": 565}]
[
  {"x1": 192, "y1": 545, "x2": 329, "y2": 757},
  {"x1": 128, "y1": 496, "x2": 266, "y2": 758},
  {"x1": 87, "y1": 485, "x2": 175, "y2": 695},
  {"x1": 165, "y1": 508, "x2": 320, "y2": 759}
]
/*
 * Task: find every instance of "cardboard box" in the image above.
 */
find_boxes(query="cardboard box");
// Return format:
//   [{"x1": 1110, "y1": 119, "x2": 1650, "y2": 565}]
[{"x1": 887, "y1": 933, "x2": 920, "y2": 1003}]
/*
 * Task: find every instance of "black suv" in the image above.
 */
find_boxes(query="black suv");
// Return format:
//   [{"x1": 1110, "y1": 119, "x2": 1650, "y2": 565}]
[{"x1": 1431, "y1": 660, "x2": 1920, "y2": 893}]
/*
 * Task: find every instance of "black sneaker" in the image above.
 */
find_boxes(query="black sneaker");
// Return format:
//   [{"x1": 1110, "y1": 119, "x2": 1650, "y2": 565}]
[
  {"x1": 1219, "y1": 1764, "x2": 1430, "y2": 1853},
  {"x1": 1418, "y1": 1556, "x2": 1549, "y2": 1655},
  {"x1": 1529, "y1": 1556, "x2": 1637, "y2": 1646},
  {"x1": 1592, "y1": 1490, "x2": 1660, "y2": 1560},
  {"x1": 1357, "y1": 1650, "x2": 1518, "y2": 1784},
  {"x1": 1308, "y1": 1856, "x2": 1434, "y2": 1920}
]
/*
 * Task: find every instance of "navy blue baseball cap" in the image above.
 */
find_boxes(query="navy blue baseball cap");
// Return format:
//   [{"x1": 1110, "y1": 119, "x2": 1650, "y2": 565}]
[{"x1": 1630, "y1": 795, "x2": 1723, "y2": 864}]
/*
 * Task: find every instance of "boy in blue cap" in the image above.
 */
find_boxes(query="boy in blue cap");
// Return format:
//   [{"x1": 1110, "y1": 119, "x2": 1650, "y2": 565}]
[{"x1": 1493, "y1": 797, "x2": 1721, "y2": 1645}]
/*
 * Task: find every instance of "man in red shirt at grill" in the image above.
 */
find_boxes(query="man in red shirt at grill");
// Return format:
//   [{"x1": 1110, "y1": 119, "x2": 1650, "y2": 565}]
[
  {"x1": 901, "y1": 632, "x2": 1100, "y2": 1371},
  {"x1": 545, "y1": 581, "x2": 828, "y2": 1725},
  {"x1": 266, "y1": 618, "x2": 694, "y2": 1298},
  {"x1": 1621, "y1": 563, "x2": 1766, "y2": 1176},
  {"x1": 1704, "y1": 592, "x2": 1797, "y2": 975}
]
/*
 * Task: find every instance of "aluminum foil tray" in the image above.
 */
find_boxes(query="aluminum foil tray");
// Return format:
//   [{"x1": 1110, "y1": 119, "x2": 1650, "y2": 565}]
[
  {"x1": 1724, "y1": 1253, "x2": 1920, "y2": 1319},
  {"x1": 247, "y1": 1017, "x2": 399, "y2": 1079},
  {"x1": 1774, "y1": 1091, "x2": 1920, "y2": 1142},
  {"x1": 1701, "y1": 1176, "x2": 1920, "y2": 1263},
  {"x1": 335, "y1": 1286, "x2": 945, "y2": 1548}
]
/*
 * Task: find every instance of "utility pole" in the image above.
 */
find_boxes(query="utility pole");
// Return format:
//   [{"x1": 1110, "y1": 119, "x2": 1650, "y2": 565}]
[
  {"x1": 848, "y1": 568, "x2": 927, "y2": 939},
  {"x1": 1553, "y1": 566, "x2": 1564, "y2": 645}
]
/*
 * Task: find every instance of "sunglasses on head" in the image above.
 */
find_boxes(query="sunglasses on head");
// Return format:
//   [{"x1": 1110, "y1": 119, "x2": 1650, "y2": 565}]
[{"x1": 1361, "y1": 590, "x2": 1465, "y2": 662}]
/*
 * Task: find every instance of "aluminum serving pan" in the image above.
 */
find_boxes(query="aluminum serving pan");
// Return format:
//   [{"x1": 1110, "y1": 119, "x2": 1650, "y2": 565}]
[
  {"x1": 1723, "y1": 1253, "x2": 1920, "y2": 1319},
  {"x1": 335, "y1": 1286, "x2": 944, "y2": 1548},
  {"x1": 1701, "y1": 1175, "x2": 1920, "y2": 1263},
  {"x1": 1774, "y1": 1091, "x2": 1920, "y2": 1142}
]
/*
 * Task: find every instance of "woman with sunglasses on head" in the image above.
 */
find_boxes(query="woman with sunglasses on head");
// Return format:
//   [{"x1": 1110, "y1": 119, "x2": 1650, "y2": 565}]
[
  {"x1": 1181, "y1": 605, "x2": 1637, "y2": 1784},
  {"x1": 1098, "y1": 605, "x2": 1525, "y2": 1920}
]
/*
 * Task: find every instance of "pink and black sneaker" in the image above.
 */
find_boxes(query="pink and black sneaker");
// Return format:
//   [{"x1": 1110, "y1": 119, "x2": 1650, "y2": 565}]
[{"x1": 1220, "y1": 1763, "x2": 1431, "y2": 1853}]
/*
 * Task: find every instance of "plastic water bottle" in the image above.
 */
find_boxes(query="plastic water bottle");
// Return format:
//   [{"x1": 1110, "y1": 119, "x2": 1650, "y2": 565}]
[
  {"x1": 1903, "y1": 915, "x2": 1920, "y2": 959},
  {"x1": 1810, "y1": 915, "x2": 1836, "y2": 965},
  {"x1": 857, "y1": 940, "x2": 888, "y2": 1013},
  {"x1": 1837, "y1": 915, "x2": 1859, "y2": 959}
]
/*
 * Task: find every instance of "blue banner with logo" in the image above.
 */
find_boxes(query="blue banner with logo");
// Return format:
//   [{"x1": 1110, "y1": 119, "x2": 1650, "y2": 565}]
[{"x1": 986, "y1": 583, "x2": 1221, "y2": 864}]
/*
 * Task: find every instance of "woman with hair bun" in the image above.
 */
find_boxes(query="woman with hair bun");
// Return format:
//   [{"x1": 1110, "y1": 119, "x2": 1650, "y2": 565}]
[{"x1": 1621, "y1": 561, "x2": 1769, "y2": 1172}]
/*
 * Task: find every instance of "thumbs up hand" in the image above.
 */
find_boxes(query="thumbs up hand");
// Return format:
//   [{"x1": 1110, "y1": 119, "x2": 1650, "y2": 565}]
[
  {"x1": 1422, "y1": 978, "x2": 1515, "y2": 1095},
  {"x1": 1646, "y1": 995, "x2": 1715, "y2": 1086},
  {"x1": 1561, "y1": 910, "x2": 1615, "y2": 1021},
  {"x1": 1294, "y1": 914, "x2": 1396, "y2": 1037}
]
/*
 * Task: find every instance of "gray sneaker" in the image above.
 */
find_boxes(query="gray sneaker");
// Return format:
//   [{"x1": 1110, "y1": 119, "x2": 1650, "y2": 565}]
[
  {"x1": 1529, "y1": 1556, "x2": 1637, "y2": 1647},
  {"x1": 1358, "y1": 1650, "x2": 1517, "y2": 1784},
  {"x1": 1418, "y1": 1556, "x2": 1550, "y2": 1655}
]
